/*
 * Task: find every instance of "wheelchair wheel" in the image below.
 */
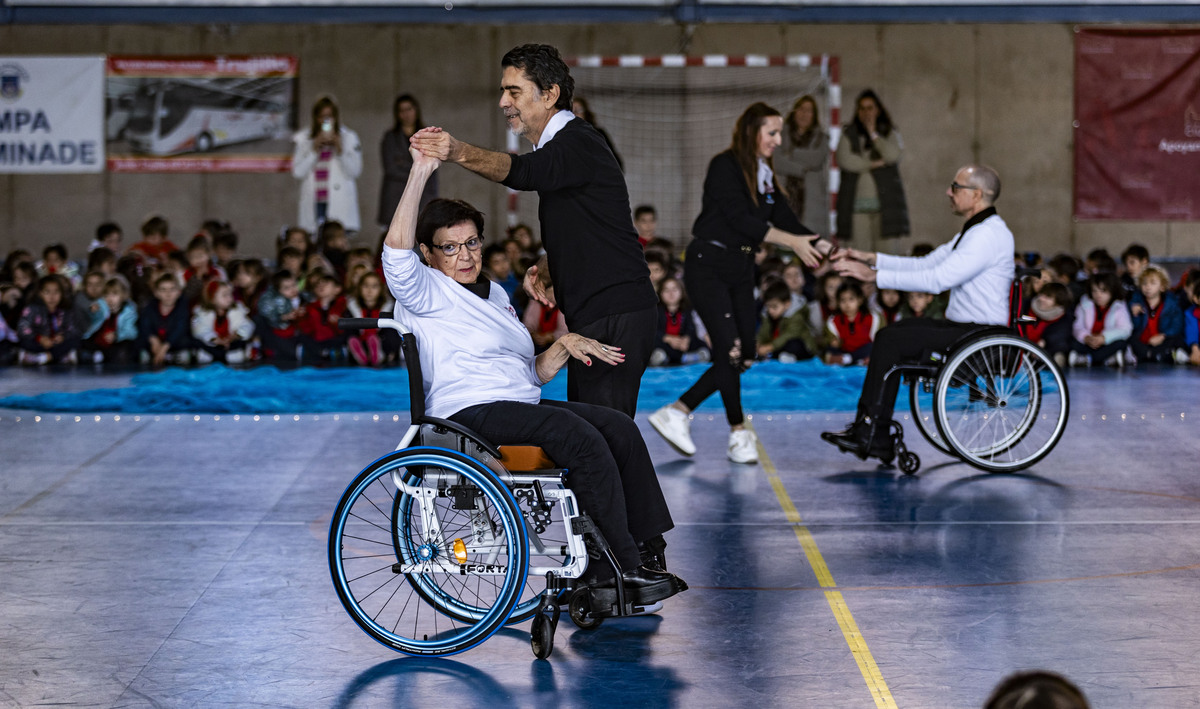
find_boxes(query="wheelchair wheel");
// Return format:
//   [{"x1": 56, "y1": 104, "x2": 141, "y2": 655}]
[
  {"x1": 329, "y1": 447, "x2": 529, "y2": 656},
  {"x1": 395, "y1": 477, "x2": 572, "y2": 626},
  {"x1": 909, "y1": 376, "x2": 953, "y2": 455},
  {"x1": 933, "y1": 335, "x2": 1069, "y2": 473}
]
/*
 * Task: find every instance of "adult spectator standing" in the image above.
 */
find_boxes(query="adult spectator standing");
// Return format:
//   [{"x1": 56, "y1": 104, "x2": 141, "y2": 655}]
[
  {"x1": 821, "y1": 164, "x2": 1012, "y2": 461},
  {"x1": 412, "y1": 43, "x2": 656, "y2": 418},
  {"x1": 775, "y1": 95, "x2": 830, "y2": 232},
  {"x1": 377, "y1": 94, "x2": 439, "y2": 232},
  {"x1": 835, "y1": 89, "x2": 909, "y2": 248},
  {"x1": 291, "y1": 95, "x2": 363, "y2": 234}
]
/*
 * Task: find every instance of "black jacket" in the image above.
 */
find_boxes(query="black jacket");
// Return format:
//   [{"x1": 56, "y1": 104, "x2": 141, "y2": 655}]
[
  {"x1": 503, "y1": 118, "x2": 655, "y2": 329},
  {"x1": 691, "y1": 150, "x2": 812, "y2": 252}
]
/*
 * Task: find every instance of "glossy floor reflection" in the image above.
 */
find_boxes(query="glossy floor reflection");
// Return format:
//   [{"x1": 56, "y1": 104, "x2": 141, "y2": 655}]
[{"x1": 1, "y1": 367, "x2": 1198, "y2": 707}]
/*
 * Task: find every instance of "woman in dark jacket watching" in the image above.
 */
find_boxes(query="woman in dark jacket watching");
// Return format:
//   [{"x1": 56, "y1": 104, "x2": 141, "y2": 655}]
[{"x1": 835, "y1": 89, "x2": 909, "y2": 246}]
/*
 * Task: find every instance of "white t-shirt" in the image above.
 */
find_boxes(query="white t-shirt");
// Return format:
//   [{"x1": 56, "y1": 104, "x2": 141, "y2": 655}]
[{"x1": 381, "y1": 245, "x2": 542, "y2": 419}]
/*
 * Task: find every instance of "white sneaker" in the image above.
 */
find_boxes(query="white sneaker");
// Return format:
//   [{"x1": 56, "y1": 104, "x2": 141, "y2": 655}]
[
  {"x1": 194, "y1": 350, "x2": 214, "y2": 364},
  {"x1": 1174, "y1": 348, "x2": 1189, "y2": 365},
  {"x1": 777, "y1": 352, "x2": 798, "y2": 364},
  {"x1": 648, "y1": 348, "x2": 669, "y2": 367},
  {"x1": 1105, "y1": 350, "x2": 1125, "y2": 368},
  {"x1": 226, "y1": 349, "x2": 246, "y2": 364},
  {"x1": 649, "y1": 406, "x2": 696, "y2": 456},
  {"x1": 1067, "y1": 351, "x2": 1091, "y2": 367},
  {"x1": 727, "y1": 429, "x2": 759, "y2": 464},
  {"x1": 21, "y1": 351, "x2": 50, "y2": 366},
  {"x1": 1053, "y1": 352, "x2": 1067, "y2": 370}
]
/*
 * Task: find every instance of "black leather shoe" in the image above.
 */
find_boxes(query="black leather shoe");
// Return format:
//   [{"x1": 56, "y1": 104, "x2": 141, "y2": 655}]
[
  {"x1": 589, "y1": 565, "x2": 689, "y2": 608},
  {"x1": 638, "y1": 535, "x2": 668, "y2": 571},
  {"x1": 821, "y1": 421, "x2": 895, "y2": 462}
]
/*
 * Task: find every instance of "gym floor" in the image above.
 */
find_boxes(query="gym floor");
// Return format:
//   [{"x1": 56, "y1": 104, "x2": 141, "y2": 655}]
[{"x1": 1, "y1": 366, "x2": 1197, "y2": 708}]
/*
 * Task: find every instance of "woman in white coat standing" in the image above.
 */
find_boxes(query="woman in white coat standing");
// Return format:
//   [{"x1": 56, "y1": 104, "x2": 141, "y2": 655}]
[{"x1": 292, "y1": 95, "x2": 363, "y2": 233}]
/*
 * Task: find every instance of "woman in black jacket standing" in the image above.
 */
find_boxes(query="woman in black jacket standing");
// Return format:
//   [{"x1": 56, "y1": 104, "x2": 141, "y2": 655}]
[{"x1": 649, "y1": 102, "x2": 831, "y2": 464}]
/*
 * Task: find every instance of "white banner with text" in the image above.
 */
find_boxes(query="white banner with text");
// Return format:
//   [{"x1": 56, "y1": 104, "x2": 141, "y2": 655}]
[{"x1": 0, "y1": 56, "x2": 105, "y2": 174}]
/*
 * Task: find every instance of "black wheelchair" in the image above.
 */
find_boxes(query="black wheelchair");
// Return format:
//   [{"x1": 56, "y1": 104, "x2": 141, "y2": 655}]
[
  {"x1": 328, "y1": 316, "x2": 665, "y2": 659},
  {"x1": 869, "y1": 270, "x2": 1069, "y2": 475}
]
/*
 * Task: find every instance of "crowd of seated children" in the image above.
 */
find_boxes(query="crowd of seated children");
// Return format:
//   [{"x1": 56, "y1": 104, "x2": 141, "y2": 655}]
[{"x1": 873, "y1": 288, "x2": 902, "y2": 326}]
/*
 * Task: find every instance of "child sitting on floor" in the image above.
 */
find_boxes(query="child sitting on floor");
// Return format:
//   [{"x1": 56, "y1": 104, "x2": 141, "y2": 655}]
[
  {"x1": 297, "y1": 272, "x2": 348, "y2": 362},
  {"x1": 756, "y1": 281, "x2": 816, "y2": 363},
  {"x1": 1070, "y1": 271, "x2": 1133, "y2": 368},
  {"x1": 17, "y1": 275, "x2": 81, "y2": 365},
  {"x1": 256, "y1": 270, "x2": 306, "y2": 362},
  {"x1": 82, "y1": 277, "x2": 138, "y2": 365},
  {"x1": 192, "y1": 280, "x2": 256, "y2": 364},
  {"x1": 1128, "y1": 265, "x2": 1185, "y2": 365},
  {"x1": 900, "y1": 290, "x2": 943, "y2": 320},
  {"x1": 1182, "y1": 270, "x2": 1200, "y2": 366},
  {"x1": 139, "y1": 274, "x2": 193, "y2": 367},
  {"x1": 345, "y1": 271, "x2": 395, "y2": 366},
  {"x1": 1025, "y1": 281, "x2": 1075, "y2": 368},
  {"x1": 650, "y1": 276, "x2": 709, "y2": 366},
  {"x1": 824, "y1": 280, "x2": 878, "y2": 365}
]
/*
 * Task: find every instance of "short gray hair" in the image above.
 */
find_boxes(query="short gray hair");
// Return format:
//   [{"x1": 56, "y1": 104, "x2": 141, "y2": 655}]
[{"x1": 964, "y1": 164, "x2": 1001, "y2": 203}]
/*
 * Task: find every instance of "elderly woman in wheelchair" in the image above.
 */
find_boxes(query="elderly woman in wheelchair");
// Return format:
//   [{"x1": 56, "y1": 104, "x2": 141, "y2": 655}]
[{"x1": 328, "y1": 146, "x2": 686, "y2": 658}]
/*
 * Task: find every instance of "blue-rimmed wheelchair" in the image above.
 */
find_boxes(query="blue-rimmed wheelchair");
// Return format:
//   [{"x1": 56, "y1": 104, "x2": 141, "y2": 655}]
[
  {"x1": 874, "y1": 270, "x2": 1069, "y2": 475},
  {"x1": 328, "y1": 316, "x2": 660, "y2": 659}
]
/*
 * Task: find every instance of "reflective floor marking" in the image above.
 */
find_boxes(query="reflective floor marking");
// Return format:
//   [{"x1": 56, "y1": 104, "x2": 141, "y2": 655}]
[{"x1": 748, "y1": 421, "x2": 898, "y2": 709}]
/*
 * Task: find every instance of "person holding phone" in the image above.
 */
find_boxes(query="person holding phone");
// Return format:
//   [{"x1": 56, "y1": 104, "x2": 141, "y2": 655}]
[{"x1": 292, "y1": 95, "x2": 363, "y2": 234}]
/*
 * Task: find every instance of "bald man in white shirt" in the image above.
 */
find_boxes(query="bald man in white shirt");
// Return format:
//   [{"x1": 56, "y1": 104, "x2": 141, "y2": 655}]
[{"x1": 822, "y1": 164, "x2": 1014, "y2": 461}]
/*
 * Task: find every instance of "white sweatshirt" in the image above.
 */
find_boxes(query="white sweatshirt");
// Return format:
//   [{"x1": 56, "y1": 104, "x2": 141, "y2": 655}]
[{"x1": 381, "y1": 245, "x2": 542, "y2": 419}]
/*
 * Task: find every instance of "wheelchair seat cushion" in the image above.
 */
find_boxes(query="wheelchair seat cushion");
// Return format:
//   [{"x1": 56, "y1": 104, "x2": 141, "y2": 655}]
[{"x1": 499, "y1": 445, "x2": 558, "y2": 472}]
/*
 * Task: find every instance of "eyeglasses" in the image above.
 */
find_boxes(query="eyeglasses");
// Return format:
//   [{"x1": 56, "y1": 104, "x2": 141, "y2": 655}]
[
  {"x1": 431, "y1": 237, "x2": 483, "y2": 256},
  {"x1": 950, "y1": 181, "x2": 980, "y2": 193}
]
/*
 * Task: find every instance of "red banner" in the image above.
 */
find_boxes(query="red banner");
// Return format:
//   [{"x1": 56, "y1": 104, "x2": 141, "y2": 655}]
[{"x1": 1074, "y1": 28, "x2": 1200, "y2": 221}]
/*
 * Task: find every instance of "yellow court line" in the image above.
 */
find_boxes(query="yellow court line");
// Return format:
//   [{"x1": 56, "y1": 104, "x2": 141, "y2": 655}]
[{"x1": 748, "y1": 421, "x2": 898, "y2": 709}]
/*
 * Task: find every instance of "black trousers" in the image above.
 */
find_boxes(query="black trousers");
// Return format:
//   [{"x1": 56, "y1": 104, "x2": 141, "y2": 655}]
[
  {"x1": 567, "y1": 306, "x2": 656, "y2": 419},
  {"x1": 680, "y1": 240, "x2": 758, "y2": 425},
  {"x1": 859, "y1": 318, "x2": 979, "y2": 424},
  {"x1": 450, "y1": 399, "x2": 673, "y2": 570}
]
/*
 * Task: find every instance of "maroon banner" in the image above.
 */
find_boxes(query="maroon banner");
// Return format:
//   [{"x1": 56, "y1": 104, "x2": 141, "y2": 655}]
[{"x1": 1075, "y1": 28, "x2": 1200, "y2": 221}]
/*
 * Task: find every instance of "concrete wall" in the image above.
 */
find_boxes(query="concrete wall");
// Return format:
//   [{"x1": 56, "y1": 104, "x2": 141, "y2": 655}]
[{"x1": 2, "y1": 21, "x2": 1197, "y2": 264}]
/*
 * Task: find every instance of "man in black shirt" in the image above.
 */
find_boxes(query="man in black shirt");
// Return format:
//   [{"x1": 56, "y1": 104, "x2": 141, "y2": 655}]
[{"x1": 412, "y1": 44, "x2": 656, "y2": 419}]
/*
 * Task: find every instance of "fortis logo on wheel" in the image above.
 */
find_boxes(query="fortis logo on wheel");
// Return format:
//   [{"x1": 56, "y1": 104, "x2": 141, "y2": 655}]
[{"x1": 459, "y1": 563, "x2": 506, "y2": 575}]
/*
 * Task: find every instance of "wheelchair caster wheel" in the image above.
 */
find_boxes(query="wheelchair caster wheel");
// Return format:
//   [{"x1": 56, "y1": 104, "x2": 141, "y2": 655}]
[
  {"x1": 569, "y1": 589, "x2": 603, "y2": 630},
  {"x1": 899, "y1": 451, "x2": 920, "y2": 475},
  {"x1": 531, "y1": 611, "x2": 556, "y2": 659}
]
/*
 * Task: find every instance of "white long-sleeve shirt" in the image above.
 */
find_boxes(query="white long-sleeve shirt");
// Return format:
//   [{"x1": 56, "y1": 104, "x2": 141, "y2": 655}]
[
  {"x1": 381, "y1": 245, "x2": 542, "y2": 419},
  {"x1": 876, "y1": 211, "x2": 1015, "y2": 326}
]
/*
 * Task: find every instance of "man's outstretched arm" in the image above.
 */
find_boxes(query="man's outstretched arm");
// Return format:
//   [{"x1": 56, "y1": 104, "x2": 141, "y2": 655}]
[{"x1": 411, "y1": 126, "x2": 511, "y2": 183}]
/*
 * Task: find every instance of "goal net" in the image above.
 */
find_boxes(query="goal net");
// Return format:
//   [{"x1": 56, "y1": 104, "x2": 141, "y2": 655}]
[{"x1": 509, "y1": 55, "x2": 837, "y2": 248}]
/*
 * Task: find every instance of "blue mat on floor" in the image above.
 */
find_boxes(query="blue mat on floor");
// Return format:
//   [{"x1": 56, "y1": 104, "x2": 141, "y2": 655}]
[{"x1": 0, "y1": 360, "x2": 864, "y2": 414}]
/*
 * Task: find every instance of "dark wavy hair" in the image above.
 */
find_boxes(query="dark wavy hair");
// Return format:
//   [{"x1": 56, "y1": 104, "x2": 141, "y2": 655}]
[
  {"x1": 392, "y1": 94, "x2": 424, "y2": 135},
  {"x1": 730, "y1": 102, "x2": 782, "y2": 207},
  {"x1": 851, "y1": 89, "x2": 894, "y2": 139},
  {"x1": 415, "y1": 199, "x2": 485, "y2": 249},
  {"x1": 501, "y1": 44, "x2": 574, "y2": 111}
]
